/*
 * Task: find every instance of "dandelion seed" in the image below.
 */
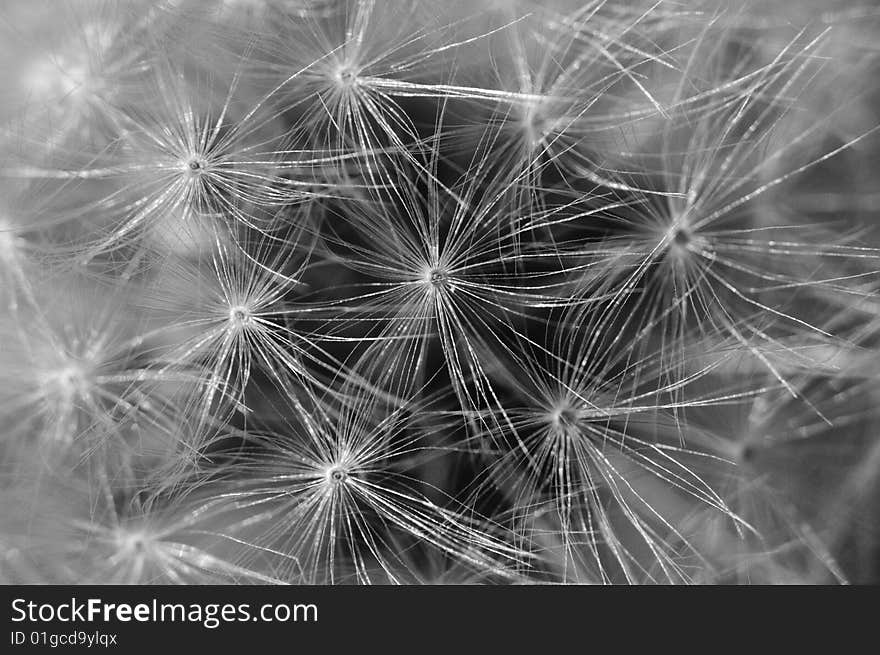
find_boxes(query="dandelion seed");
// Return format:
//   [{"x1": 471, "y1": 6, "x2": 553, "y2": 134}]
[
  {"x1": 0, "y1": 1, "x2": 178, "y2": 152},
  {"x1": 466, "y1": 326, "x2": 756, "y2": 582},
  {"x1": 326, "y1": 464, "x2": 349, "y2": 485},
  {"x1": 539, "y1": 27, "x2": 880, "y2": 401},
  {"x1": 207, "y1": 388, "x2": 529, "y2": 584},
  {"x1": 0, "y1": 273, "x2": 199, "y2": 475}
]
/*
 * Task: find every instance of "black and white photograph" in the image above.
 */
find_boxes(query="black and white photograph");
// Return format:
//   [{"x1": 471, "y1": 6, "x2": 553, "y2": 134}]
[{"x1": 1, "y1": 0, "x2": 879, "y2": 610}]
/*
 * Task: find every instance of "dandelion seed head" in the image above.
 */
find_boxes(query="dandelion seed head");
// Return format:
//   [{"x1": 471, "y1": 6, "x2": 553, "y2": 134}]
[
  {"x1": 333, "y1": 64, "x2": 360, "y2": 90},
  {"x1": 184, "y1": 157, "x2": 208, "y2": 175},
  {"x1": 672, "y1": 227, "x2": 691, "y2": 248},
  {"x1": 423, "y1": 266, "x2": 453, "y2": 293},
  {"x1": 738, "y1": 442, "x2": 758, "y2": 465},
  {"x1": 663, "y1": 223, "x2": 701, "y2": 263},
  {"x1": 113, "y1": 527, "x2": 153, "y2": 558},
  {"x1": 319, "y1": 461, "x2": 355, "y2": 493},
  {"x1": 21, "y1": 19, "x2": 115, "y2": 119},
  {"x1": 326, "y1": 465, "x2": 349, "y2": 485},
  {"x1": 548, "y1": 400, "x2": 581, "y2": 436},
  {"x1": 43, "y1": 361, "x2": 90, "y2": 406},
  {"x1": 228, "y1": 305, "x2": 253, "y2": 329},
  {"x1": 518, "y1": 97, "x2": 556, "y2": 148}
]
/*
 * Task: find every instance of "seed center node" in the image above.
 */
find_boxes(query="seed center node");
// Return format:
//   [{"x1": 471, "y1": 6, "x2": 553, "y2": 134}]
[
  {"x1": 186, "y1": 158, "x2": 207, "y2": 174},
  {"x1": 425, "y1": 266, "x2": 452, "y2": 291},
  {"x1": 672, "y1": 228, "x2": 691, "y2": 247},
  {"x1": 229, "y1": 306, "x2": 252, "y2": 327},
  {"x1": 335, "y1": 66, "x2": 359, "y2": 88},
  {"x1": 550, "y1": 404, "x2": 580, "y2": 433},
  {"x1": 326, "y1": 466, "x2": 349, "y2": 485}
]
